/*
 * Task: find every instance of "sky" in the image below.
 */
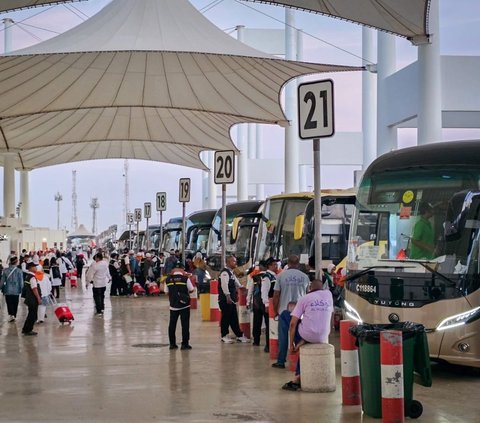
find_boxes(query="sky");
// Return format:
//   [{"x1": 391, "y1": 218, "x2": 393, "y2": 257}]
[{"x1": 1, "y1": 0, "x2": 479, "y2": 235}]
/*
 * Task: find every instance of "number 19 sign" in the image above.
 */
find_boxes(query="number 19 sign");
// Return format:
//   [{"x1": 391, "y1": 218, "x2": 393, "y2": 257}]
[{"x1": 298, "y1": 79, "x2": 334, "y2": 140}]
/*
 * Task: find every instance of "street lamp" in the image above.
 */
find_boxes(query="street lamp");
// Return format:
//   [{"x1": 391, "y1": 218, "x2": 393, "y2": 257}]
[{"x1": 54, "y1": 192, "x2": 63, "y2": 230}]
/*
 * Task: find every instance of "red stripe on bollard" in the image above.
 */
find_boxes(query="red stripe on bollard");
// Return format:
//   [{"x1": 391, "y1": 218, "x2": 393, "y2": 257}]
[
  {"x1": 237, "y1": 287, "x2": 250, "y2": 338},
  {"x1": 209, "y1": 280, "x2": 221, "y2": 322},
  {"x1": 288, "y1": 350, "x2": 299, "y2": 372},
  {"x1": 380, "y1": 330, "x2": 404, "y2": 423},
  {"x1": 189, "y1": 275, "x2": 197, "y2": 309},
  {"x1": 340, "y1": 320, "x2": 361, "y2": 405},
  {"x1": 268, "y1": 300, "x2": 278, "y2": 360}
]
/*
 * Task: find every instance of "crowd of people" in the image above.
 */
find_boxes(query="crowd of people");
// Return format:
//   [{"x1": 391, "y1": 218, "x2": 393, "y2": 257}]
[{"x1": 1, "y1": 246, "x2": 338, "y2": 392}]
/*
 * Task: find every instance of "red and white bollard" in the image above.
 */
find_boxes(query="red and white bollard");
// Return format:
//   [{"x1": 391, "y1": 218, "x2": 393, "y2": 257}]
[
  {"x1": 288, "y1": 350, "x2": 299, "y2": 372},
  {"x1": 209, "y1": 280, "x2": 221, "y2": 322},
  {"x1": 381, "y1": 330, "x2": 404, "y2": 423},
  {"x1": 237, "y1": 287, "x2": 250, "y2": 338},
  {"x1": 189, "y1": 275, "x2": 197, "y2": 310},
  {"x1": 268, "y1": 300, "x2": 279, "y2": 360},
  {"x1": 340, "y1": 320, "x2": 361, "y2": 405}
]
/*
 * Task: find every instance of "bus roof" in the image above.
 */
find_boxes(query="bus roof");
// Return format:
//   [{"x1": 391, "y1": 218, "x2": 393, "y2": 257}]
[
  {"x1": 186, "y1": 209, "x2": 216, "y2": 224},
  {"x1": 365, "y1": 140, "x2": 480, "y2": 177},
  {"x1": 266, "y1": 189, "x2": 356, "y2": 201}
]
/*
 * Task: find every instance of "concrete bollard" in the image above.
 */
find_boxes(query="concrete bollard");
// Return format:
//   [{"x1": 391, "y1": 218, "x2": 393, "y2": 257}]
[
  {"x1": 288, "y1": 350, "x2": 299, "y2": 372},
  {"x1": 340, "y1": 320, "x2": 361, "y2": 405},
  {"x1": 237, "y1": 287, "x2": 250, "y2": 338},
  {"x1": 381, "y1": 330, "x2": 404, "y2": 423},
  {"x1": 209, "y1": 280, "x2": 221, "y2": 322},
  {"x1": 200, "y1": 292, "x2": 211, "y2": 321},
  {"x1": 268, "y1": 300, "x2": 279, "y2": 360},
  {"x1": 189, "y1": 275, "x2": 197, "y2": 310},
  {"x1": 300, "y1": 344, "x2": 336, "y2": 393}
]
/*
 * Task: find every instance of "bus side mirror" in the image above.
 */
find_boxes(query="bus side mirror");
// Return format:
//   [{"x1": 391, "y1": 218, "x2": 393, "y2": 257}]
[
  {"x1": 294, "y1": 215, "x2": 305, "y2": 241},
  {"x1": 231, "y1": 217, "x2": 242, "y2": 242}
]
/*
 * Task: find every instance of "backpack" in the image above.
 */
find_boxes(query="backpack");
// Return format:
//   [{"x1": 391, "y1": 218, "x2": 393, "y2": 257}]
[{"x1": 252, "y1": 272, "x2": 265, "y2": 310}]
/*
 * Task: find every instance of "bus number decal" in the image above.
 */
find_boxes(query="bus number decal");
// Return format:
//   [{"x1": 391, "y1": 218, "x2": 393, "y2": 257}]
[{"x1": 356, "y1": 284, "x2": 377, "y2": 294}]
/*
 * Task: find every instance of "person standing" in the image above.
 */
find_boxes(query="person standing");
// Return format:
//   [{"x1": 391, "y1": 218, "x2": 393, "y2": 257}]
[
  {"x1": 271, "y1": 255, "x2": 310, "y2": 369},
  {"x1": 22, "y1": 262, "x2": 42, "y2": 336},
  {"x1": 49, "y1": 258, "x2": 62, "y2": 299},
  {"x1": 218, "y1": 255, "x2": 250, "y2": 344},
  {"x1": 86, "y1": 253, "x2": 110, "y2": 316},
  {"x1": 251, "y1": 258, "x2": 277, "y2": 352},
  {"x1": 0, "y1": 256, "x2": 24, "y2": 322},
  {"x1": 109, "y1": 253, "x2": 123, "y2": 296},
  {"x1": 164, "y1": 262, "x2": 194, "y2": 350},
  {"x1": 410, "y1": 202, "x2": 435, "y2": 260},
  {"x1": 36, "y1": 269, "x2": 52, "y2": 324}
]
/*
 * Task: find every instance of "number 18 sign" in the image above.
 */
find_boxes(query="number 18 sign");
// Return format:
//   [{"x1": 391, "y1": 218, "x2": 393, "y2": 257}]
[{"x1": 298, "y1": 79, "x2": 334, "y2": 140}]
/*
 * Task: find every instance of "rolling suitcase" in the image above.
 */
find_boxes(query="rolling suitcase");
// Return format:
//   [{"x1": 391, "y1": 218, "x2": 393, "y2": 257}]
[
  {"x1": 148, "y1": 282, "x2": 160, "y2": 296},
  {"x1": 132, "y1": 282, "x2": 146, "y2": 296},
  {"x1": 51, "y1": 295, "x2": 74, "y2": 324}
]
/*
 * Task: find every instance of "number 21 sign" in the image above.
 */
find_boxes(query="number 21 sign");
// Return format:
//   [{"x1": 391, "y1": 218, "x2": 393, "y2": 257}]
[{"x1": 298, "y1": 79, "x2": 334, "y2": 140}]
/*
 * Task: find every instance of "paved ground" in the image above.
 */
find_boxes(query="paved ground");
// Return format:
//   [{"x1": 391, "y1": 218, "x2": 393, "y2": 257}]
[{"x1": 0, "y1": 281, "x2": 478, "y2": 422}]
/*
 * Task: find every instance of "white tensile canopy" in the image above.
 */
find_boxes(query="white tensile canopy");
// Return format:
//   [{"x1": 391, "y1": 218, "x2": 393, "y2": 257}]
[
  {"x1": 1, "y1": 0, "x2": 431, "y2": 44},
  {"x1": 0, "y1": 0, "x2": 359, "y2": 170},
  {"x1": 243, "y1": 1, "x2": 431, "y2": 44}
]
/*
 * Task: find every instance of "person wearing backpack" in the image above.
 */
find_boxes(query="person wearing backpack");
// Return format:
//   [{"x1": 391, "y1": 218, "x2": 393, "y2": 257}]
[
  {"x1": 22, "y1": 262, "x2": 42, "y2": 336},
  {"x1": 249, "y1": 258, "x2": 278, "y2": 352},
  {"x1": 0, "y1": 256, "x2": 24, "y2": 322},
  {"x1": 49, "y1": 258, "x2": 62, "y2": 299}
]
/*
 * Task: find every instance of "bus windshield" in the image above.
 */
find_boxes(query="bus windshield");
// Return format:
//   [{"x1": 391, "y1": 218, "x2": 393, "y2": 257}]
[
  {"x1": 348, "y1": 167, "x2": 480, "y2": 303},
  {"x1": 256, "y1": 198, "x2": 309, "y2": 262}
]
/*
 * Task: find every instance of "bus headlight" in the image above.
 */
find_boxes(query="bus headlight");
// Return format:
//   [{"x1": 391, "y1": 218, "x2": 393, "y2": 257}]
[
  {"x1": 344, "y1": 300, "x2": 363, "y2": 324},
  {"x1": 436, "y1": 306, "x2": 480, "y2": 331}
]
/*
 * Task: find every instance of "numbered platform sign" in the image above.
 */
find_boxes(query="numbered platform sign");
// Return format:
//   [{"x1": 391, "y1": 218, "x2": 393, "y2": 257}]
[
  {"x1": 214, "y1": 150, "x2": 235, "y2": 185},
  {"x1": 126, "y1": 212, "x2": 134, "y2": 225},
  {"x1": 156, "y1": 192, "x2": 167, "y2": 211},
  {"x1": 144, "y1": 202, "x2": 152, "y2": 219},
  {"x1": 298, "y1": 79, "x2": 334, "y2": 140},
  {"x1": 179, "y1": 178, "x2": 191, "y2": 203},
  {"x1": 134, "y1": 208, "x2": 142, "y2": 222}
]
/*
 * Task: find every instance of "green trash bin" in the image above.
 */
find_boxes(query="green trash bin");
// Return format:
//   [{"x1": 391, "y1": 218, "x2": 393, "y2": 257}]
[{"x1": 350, "y1": 322, "x2": 432, "y2": 419}]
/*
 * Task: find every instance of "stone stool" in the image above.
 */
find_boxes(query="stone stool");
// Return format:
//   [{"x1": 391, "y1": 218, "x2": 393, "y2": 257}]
[{"x1": 300, "y1": 343, "x2": 336, "y2": 393}]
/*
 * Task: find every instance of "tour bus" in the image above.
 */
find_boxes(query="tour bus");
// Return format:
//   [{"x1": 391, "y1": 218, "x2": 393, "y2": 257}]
[
  {"x1": 184, "y1": 209, "x2": 217, "y2": 256},
  {"x1": 156, "y1": 217, "x2": 183, "y2": 252},
  {"x1": 206, "y1": 200, "x2": 263, "y2": 278},
  {"x1": 254, "y1": 190, "x2": 356, "y2": 267},
  {"x1": 344, "y1": 141, "x2": 480, "y2": 368}
]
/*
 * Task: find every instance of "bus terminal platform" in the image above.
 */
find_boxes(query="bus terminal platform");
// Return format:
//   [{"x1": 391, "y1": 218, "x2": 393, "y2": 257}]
[{"x1": 0, "y1": 283, "x2": 478, "y2": 423}]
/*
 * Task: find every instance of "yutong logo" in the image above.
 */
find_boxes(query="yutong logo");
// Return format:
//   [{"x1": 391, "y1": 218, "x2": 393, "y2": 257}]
[{"x1": 372, "y1": 298, "x2": 418, "y2": 308}]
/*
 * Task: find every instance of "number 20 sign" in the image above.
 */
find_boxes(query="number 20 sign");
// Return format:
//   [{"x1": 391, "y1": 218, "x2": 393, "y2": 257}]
[
  {"x1": 214, "y1": 150, "x2": 235, "y2": 185},
  {"x1": 298, "y1": 79, "x2": 334, "y2": 140}
]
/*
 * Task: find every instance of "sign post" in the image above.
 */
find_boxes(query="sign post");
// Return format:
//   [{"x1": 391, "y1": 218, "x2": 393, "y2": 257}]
[
  {"x1": 179, "y1": 178, "x2": 191, "y2": 264},
  {"x1": 298, "y1": 79, "x2": 334, "y2": 280},
  {"x1": 214, "y1": 150, "x2": 235, "y2": 268},
  {"x1": 144, "y1": 202, "x2": 152, "y2": 251},
  {"x1": 156, "y1": 192, "x2": 167, "y2": 253},
  {"x1": 134, "y1": 208, "x2": 142, "y2": 252},
  {"x1": 126, "y1": 212, "x2": 134, "y2": 251}
]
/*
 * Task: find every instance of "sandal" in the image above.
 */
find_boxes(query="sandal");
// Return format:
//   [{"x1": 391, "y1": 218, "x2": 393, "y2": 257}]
[{"x1": 282, "y1": 381, "x2": 301, "y2": 391}]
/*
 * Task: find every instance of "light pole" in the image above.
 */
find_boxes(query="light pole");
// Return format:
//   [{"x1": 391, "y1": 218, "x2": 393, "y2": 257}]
[
  {"x1": 90, "y1": 198, "x2": 99, "y2": 234},
  {"x1": 54, "y1": 192, "x2": 63, "y2": 230}
]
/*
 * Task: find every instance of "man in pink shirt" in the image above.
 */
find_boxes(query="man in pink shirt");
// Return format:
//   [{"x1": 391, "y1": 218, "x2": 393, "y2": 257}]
[{"x1": 282, "y1": 279, "x2": 333, "y2": 391}]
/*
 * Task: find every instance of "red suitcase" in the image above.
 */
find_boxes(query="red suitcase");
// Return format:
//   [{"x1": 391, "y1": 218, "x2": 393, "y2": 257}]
[
  {"x1": 51, "y1": 295, "x2": 74, "y2": 324},
  {"x1": 55, "y1": 305, "x2": 74, "y2": 324},
  {"x1": 132, "y1": 282, "x2": 146, "y2": 296},
  {"x1": 148, "y1": 282, "x2": 160, "y2": 296}
]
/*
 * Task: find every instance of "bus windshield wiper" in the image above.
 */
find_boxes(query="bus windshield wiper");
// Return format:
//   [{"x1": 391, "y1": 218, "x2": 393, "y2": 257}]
[
  {"x1": 395, "y1": 259, "x2": 458, "y2": 287},
  {"x1": 345, "y1": 265, "x2": 411, "y2": 282}
]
